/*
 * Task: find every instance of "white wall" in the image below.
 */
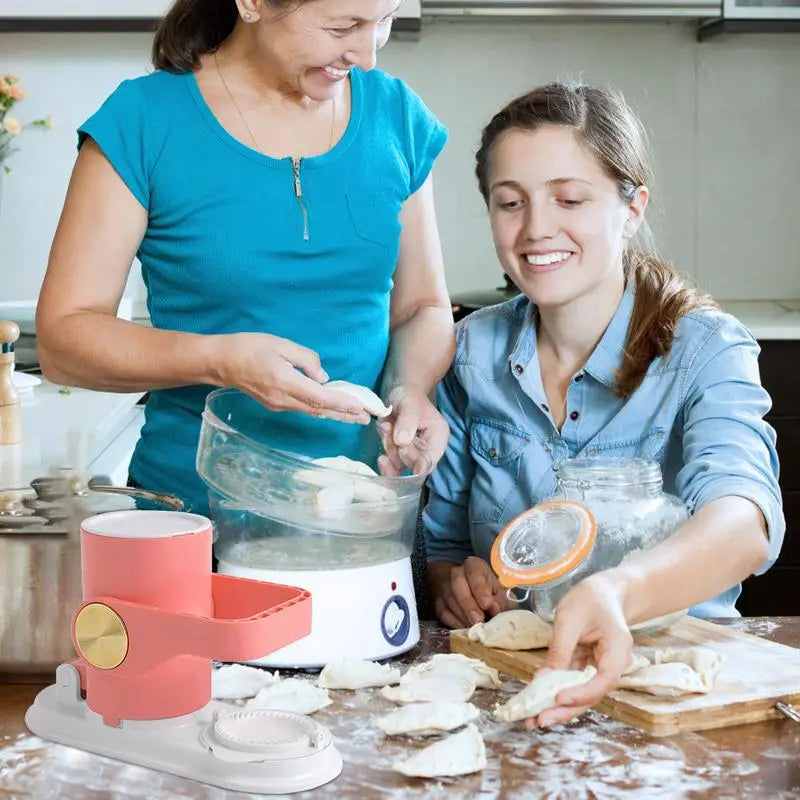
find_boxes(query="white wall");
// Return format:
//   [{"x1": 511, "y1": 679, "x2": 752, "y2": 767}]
[{"x1": 0, "y1": 20, "x2": 798, "y2": 308}]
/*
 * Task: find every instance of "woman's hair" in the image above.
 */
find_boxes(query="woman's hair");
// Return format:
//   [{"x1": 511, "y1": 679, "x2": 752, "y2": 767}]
[
  {"x1": 475, "y1": 82, "x2": 716, "y2": 398},
  {"x1": 152, "y1": 0, "x2": 303, "y2": 73}
]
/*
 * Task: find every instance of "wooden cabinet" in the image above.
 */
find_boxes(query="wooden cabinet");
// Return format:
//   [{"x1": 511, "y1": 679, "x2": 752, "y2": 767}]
[{"x1": 738, "y1": 339, "x2": 800, "y2": 616}]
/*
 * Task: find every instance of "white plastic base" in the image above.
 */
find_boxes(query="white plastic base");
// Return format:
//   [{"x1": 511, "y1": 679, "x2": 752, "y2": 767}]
[
  {"x1": 25, "y1": 664, "x2": 342, "y2": 795},
  {"x1": 218, "y1": 556, "x2": 420, "y2": 668}
]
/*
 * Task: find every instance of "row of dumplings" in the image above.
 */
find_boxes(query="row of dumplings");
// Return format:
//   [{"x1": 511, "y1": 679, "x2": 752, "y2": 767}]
[{"x1": 211, "y1": 649, "x2": 594, "y2": 779}]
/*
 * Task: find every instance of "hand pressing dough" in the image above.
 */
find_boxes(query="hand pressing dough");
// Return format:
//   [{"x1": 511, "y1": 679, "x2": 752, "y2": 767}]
[
  {"x1": 617, "y1": 662, "x2": 708, "y2": 697},
  {"x1": 392, "y1": 723, "x2": 486, "y2": 778},
  {"x1": 375, "y1": 701, "x2": 480, "y2": 736},
  {"x1": 317, "y1": 658, "x2": 401, "y2": 690},
  {"x1": 245, "y1": 678, "x2": 332, "y2": 714},
  {"x1": 468, "y1": 609, "x2": 553, "y2": 650},
  {"x1": 381, "y1": 672, "x2": 476, "y2": 704},
  {"x1": 211, "y1": 664, "x2": 280, "y2": 700},
  {"x1": 494, "y1": 666, "x2": 597, "y2": 723},
  {"x1": 403, "y1": 653, "x2": 502, "y2": 689},
  {"x1": 325, "y1": 381, "x2": 393, "y2": 418}
]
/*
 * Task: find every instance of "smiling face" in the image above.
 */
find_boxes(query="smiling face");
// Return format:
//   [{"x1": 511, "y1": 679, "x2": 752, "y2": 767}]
[
  {"x1": 486, "y1": 124, "x2": 648, "y2": 310},
  {"x1": 249, "y1": 0, "x2": 399, "y2": 101}
]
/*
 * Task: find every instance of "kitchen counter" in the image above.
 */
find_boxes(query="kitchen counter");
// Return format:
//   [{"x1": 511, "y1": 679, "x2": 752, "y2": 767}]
[
  {"x1": 720, "y1": 299, "x2": 800, "y2": 340},
  {"x1": 1, "y1": 617, "x2": 798, "y2": 799},
  {"x1": 0, "y1": 379, "x2": 145, "y2": 490}
]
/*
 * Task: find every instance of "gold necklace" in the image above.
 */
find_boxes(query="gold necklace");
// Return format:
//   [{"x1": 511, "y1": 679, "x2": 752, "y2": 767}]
[{"x1": 214, "y1": 51, "x2": 336, "y2": 154}]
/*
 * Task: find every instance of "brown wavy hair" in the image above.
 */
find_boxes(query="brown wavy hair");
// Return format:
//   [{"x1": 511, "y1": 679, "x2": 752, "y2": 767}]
[
  {"x1": 152, "y1": 0, "x2": 305, "y2": 73},
  {"x1": 475, "y1": 82, "x2": 716, "y2": 398}
]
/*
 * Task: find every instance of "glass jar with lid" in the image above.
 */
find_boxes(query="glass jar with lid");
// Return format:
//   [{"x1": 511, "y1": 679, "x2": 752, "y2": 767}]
[{"x1": 491, "y1": 457, "x2": 689, "y2": 624}]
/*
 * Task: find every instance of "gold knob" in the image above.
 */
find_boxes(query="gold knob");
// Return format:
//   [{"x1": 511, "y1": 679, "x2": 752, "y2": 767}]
[{"x1": 74, "y1": 603, "x2": 129, "y2": 669}]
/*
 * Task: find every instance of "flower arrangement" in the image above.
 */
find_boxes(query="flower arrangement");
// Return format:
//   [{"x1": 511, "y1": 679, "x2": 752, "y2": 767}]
[{"x1": 0, "y1": 74, "x2": 52, "y2": 174}]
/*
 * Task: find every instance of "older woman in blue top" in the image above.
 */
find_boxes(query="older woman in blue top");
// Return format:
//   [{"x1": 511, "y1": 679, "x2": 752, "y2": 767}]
[
  {"x1": 35, "y1": 0, "x2": 454, "y2": 512},
  {"x1": 425, "y1": 83, "x2": 783, "y2": 727}
]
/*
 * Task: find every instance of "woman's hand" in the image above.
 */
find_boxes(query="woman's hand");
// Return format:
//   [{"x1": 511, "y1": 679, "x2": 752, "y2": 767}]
[
  {"x1": 376, "y1": 385, "x2": 449, "y2": 476},
  {"x1": 430, "y1": 557, "x2": 512, "y2": 629},
  {"x1": 525, "y1": 571, "x2": 634, "y2": 729},
  {"x1": 220, "y1": 332, "x2": 371, "y2": 424}
]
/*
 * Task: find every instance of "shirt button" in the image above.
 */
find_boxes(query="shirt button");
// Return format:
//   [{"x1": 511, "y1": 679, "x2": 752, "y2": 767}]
[
  {"x1": 513, "y1": 364, "x2": 524, "y2": 375},
  {"x1": 541, "y1": 404, "x2": 549, "y2": 412},
  {"x1": 487, "y1": 448, "x2": 498, "y2": 459},
  {"x1": 569, "y1": 411, "x2": 580, "y2": 421},
  {"x1": 574, "y1": 374, "x2": 584, "y2": 382}
]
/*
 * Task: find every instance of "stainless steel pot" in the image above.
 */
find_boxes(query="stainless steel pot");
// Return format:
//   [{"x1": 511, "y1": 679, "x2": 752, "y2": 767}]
[{"x1": 0, "y1": 474, "x2": 183, "y2": 682}]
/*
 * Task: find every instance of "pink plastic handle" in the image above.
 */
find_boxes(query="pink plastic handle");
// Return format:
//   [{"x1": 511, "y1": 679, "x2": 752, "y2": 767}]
[{"x1": 83, "y1": 575, "x2": 311, "y2": 675}]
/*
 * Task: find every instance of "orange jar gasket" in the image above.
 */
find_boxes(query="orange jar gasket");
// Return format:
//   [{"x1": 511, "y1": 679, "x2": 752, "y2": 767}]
[{"x1": 490, "y1": 500, "x2": 597, "y2": 589}]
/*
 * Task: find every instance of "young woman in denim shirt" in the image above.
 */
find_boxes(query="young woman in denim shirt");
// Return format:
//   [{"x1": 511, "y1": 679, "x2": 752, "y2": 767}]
[{"x1": 424, "y1": 83, "x2": 784, "y2": 727}]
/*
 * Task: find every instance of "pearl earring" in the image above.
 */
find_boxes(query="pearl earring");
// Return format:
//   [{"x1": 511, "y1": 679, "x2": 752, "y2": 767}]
[{"x1": 243, "y1": 12, "x2": 252, "y2": 21}]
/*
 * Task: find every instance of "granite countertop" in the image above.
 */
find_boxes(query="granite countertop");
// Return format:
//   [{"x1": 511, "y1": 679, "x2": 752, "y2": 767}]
[{"x1": 719, "y1": 300, "x2": 800, "y2": 340}]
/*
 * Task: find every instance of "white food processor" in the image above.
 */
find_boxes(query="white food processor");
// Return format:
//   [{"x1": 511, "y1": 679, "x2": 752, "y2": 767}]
[{"x1": 196, "y1": 388, "x2": 425, "y2": 668}]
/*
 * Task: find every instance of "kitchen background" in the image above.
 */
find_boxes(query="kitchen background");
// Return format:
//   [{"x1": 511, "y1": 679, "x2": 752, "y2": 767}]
[{"x1": 0, "y1": 17, "x2": 799, "y2": 312}]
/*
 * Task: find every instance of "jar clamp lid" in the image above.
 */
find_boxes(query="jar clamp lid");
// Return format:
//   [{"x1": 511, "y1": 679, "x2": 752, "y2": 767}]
[{"x1": 490, "y1": 500, "x2": 597, "y2": 589}]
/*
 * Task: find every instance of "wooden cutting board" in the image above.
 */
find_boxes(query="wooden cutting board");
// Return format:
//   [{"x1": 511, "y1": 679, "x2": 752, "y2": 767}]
[{"x1": 450, "y1": 616, "x2": 800, "y2": 736}]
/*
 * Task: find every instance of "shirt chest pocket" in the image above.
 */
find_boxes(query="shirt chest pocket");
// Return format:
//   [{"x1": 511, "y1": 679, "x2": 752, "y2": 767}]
[
  {"x1": 346, "y1": 189, "x2": 403, "y2": 249},
  {"x1": 469, "y1": 418, "x2": 531, "y2": 523},
  {"x1": 581, "y1": 427, "x2": 668, "y2": 463}
]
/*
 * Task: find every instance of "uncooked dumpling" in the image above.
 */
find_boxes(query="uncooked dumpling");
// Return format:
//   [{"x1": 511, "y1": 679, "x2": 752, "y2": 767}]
[
  {"x1": 375, "y1": 701, "x2": 480, "y2": 736},
  {"x1": 315, "y1": 483, "x2": 356, "y2": 518},
  {"x1": 623, "y1": 652, "x2": 651, "y2": 676},
  {"x1": 211, "y1": 664, "x2": 280, "y2": 700},
  {"x1": 653, "y1": 647, "x2": 722, "y2": 691},
  {"x1": 318, "y1": 658, "x2": 401, "y2": 690},
  {"x1": 245, "y1": 678, "x2": 332, "y2": 714},
  {"x1": 325, "y1": 380, "x2": 392, "y2": 418},
  {"x1": 617, "y1": 662, "x2": 708, "y2": 697},
  {"x1": 620, "y1": 646, "x2": 722, "y2": 696},
  {"x1": 297, "y1": 456, "x2": 397, "y2": 507},
  {"x1": 381, "y1": 672, "x2": 476, "y2": 704},
  {"x1": 392, "y1": 723, "x2": 486, "y2": 778},
  {"x1": 403, "y1": 653, "x2": 501, "y2": 689},
  {"x1": 468, "y1": 609, "x2": 553, "y2": 650},
  {"x1": 494, "y1": 666, "x2": 597, "y2": 722}
]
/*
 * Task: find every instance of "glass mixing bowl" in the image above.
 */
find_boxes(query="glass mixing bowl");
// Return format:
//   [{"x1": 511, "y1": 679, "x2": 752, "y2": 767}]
[{"x1": 196, "y1": 388, "x2": 425, "y2": 572}]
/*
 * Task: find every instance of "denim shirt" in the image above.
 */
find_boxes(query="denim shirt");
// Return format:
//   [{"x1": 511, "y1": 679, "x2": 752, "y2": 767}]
[{"x1": 424, "y1": 285, "x2": 784, "y2": 618}]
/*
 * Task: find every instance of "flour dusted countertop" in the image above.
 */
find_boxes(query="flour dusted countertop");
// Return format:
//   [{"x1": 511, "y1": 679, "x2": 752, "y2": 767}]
[
  {"x1": 1, "y1": 618, "x2": 799, "y2": 799},
  {"x1": 722, "y1": 299, "x2": 800, "y2": 340}
]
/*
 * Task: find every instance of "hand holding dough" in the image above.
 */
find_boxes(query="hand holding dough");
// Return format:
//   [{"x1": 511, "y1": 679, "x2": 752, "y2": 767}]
[
  {"x1": 318, "y1": 658, "x2": 401, "y2": 690},
  {"x1": 325, "y1": 381, "x2": 392, "y2": 418},
  {"x1": 468, "y1": 609, "x2": 553, "y2": 650},
  {"x1": 494, "y1": 666, "x2": 597, "y2": 723},
  {"x1": 375, "y1": 701, "x2": 480, "y2": 736},
  {"x1": 392, "y1": 724, "x2": 486, "y2": 777}
]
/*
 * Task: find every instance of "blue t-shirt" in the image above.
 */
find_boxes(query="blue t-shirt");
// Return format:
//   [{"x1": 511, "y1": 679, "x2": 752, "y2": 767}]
[{"x1": 78, "y1": 67, "x2": 447, "y2": 513}]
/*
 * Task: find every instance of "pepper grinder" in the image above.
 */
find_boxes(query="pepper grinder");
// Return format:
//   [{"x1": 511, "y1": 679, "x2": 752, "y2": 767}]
[{"x1": 0, "y1": 320, "x2": 22, "y2": 445}]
